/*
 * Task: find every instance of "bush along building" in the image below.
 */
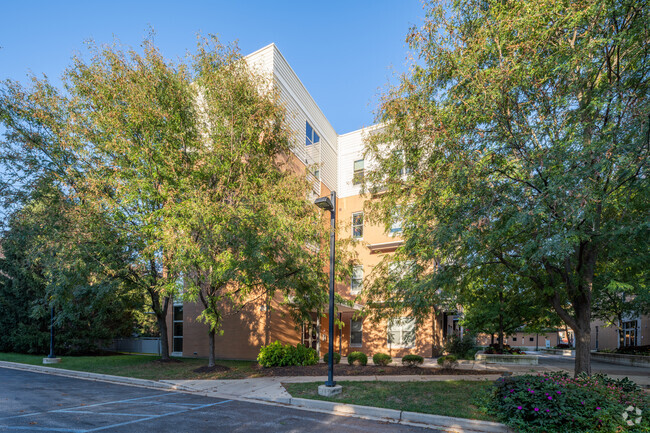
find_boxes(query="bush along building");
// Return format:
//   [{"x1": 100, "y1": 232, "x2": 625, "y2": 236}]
[{"x1": 163, "y1": 44, "x2": 459, "y2": 360}]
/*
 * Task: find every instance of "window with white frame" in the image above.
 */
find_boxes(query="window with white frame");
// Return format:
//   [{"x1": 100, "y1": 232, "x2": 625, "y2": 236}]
[
  {"x1": 622, "y1": 320, "x2": 638, "y2": 347},
  {"x1": 390, "y1": 207, "x2": 403, "y2": 235},
  {"x1": 351, "y1": 265, "x2": 363, "y2": 295},
  {"x1": 389, "y1": 260, "x2": 414, "y2": 280},
  {"x1": 352, "y1": 212, "x2": 364, "y2": 239},
  {"x1": 305, "y1": 121, "x2": 320, "y2": 146},
  {"x1": 351, "y1": 319, "x2": 363, "y2": 347},
  {"x1": 352, "y1": 159, "x2": 364, "y2": 185},
  {"x1": 392, "y1": 149, "x2": 412, "y2": 176},
  {"x1": 387, "y1": 318, "x2": 415, "y2": 348}
]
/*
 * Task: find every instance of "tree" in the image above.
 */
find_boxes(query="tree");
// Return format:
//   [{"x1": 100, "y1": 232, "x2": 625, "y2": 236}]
[
  {"x1": 364, "y1": 0, "x2": 649, "y2": 374},
  {"x1": 162, "y1": 39, "x2": 330, "y2": 367},
  {"x1": 458, "y1": 270, "x2": 553, "y2": 350},
  {"x1": 0, "y1": 182, "x2": 142, "y2": 354},
  {"x1": 0, "y1": 38, "x2": 197, "y2": 360}
]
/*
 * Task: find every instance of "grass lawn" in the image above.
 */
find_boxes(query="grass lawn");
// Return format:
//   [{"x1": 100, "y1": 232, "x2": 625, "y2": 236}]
[
  {"x1": 0, "y1": 352, "x2": 257, "y2": 380},
  {"x1": 284, "y1": 380, "x2": 496, "y2": 421}
]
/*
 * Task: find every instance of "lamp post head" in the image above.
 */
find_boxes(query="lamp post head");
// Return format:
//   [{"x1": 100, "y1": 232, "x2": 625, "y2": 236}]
[{"x1": 314, "y1": 196, "x2": 333, "y2": 211}]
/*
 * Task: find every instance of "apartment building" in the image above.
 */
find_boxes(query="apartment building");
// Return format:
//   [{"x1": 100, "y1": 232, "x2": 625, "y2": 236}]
[{"x1": 165, "y1": 43, "x2": 452, "y2": 360}]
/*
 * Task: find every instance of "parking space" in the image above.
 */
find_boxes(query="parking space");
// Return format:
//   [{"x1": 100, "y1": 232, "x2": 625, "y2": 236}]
[
  {"x1": 1, "y1": 382, "x2": 232, "y2": 432},
  {"x1": 1, "y1": 368, "x2": 433, "y2": 432}
]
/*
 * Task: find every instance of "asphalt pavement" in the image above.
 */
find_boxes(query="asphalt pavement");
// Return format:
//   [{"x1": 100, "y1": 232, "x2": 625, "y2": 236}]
[{"x1": 0, "y1": 368, "x2": 435, "y2": 433}]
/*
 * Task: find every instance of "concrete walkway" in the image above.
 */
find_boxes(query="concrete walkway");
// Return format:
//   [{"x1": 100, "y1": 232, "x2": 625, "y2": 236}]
[{"x1": 160, "y1": 353, "x2": 649, "y2": 402}]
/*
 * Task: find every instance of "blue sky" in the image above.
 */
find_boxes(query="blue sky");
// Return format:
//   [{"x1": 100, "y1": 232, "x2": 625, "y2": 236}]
[{"x1": 0, "y1": 1, "x2": 424, "y2": 134}]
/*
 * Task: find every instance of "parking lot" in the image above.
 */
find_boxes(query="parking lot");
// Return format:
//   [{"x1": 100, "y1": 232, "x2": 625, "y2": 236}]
[{"x1": 0, "y1": 368, "x2": 433, "y2": 432}]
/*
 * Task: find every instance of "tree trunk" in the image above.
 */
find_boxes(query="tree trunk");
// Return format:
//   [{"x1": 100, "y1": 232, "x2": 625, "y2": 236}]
[
  {"x1": 491, "y1": 334, "x2": 495, "y2": 345},
  {"x1": 573, "y1": 302, "x2": 592, "y2": 376},
  {"x1": 151, "y1": 289, "x2": 171, "y2": 361},
  {"x1": 498, "y1": 291, "x2": 504, "y2": 350},
  {"x1": 158, "y1": 314, "x2": 170, "y2": 361},
  {"x1": 208, "y1": 328, "x2": 216, "y2": 368}
]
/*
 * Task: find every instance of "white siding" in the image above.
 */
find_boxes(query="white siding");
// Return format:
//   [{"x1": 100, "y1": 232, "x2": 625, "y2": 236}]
[
  {"x1": 337, "y1": 125, "x2": 383, "y2": 198},
  {"x1": 246, "y1": 44, "x2": 338, "y2": 192}
]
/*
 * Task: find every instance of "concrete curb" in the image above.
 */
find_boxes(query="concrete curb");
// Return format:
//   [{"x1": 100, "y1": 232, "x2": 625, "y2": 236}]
[
  {"x1": 265, "y1": 396, "x2": 514, "y2": 433},
  {"x1": 0, "y1": 360, "x2": 193, "y2": 392}
]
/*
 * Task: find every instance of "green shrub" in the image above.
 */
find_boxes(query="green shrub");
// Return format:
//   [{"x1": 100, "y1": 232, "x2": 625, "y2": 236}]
[
  {"x1": 437, "y1": 354, "x2": 458, "y2": 369},
  {"x1": 488, "y1": 372, "x2": 650, "y2": 433},
  {"x1": 444, "y1": 333, "x2": 477, "y2": 359},
  {"x1": 257, "y1": 341, "x2": 318, "y2": 367},
  {"x1": 323, "y1": 352, "x2": 341, "y2": 364},
  {"x1": 347, "y1": 351, "x2": 368, "y2": 366},
  {"x1": 402, "y1": 354, "x2": 424, "y2": 367},
  {"x1": 372, "y1": 353, "x2": 392, "y2": 366}
]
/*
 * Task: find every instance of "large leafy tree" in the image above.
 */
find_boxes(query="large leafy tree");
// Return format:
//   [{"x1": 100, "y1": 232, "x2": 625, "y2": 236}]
[
  {"x1": 1, "y1": 39, "x2": 197, "y2": 360},
  {"x1": 163, "y1": 40, "x2": 330, "y2": 367},
  {"x1": 0, "y1": 182, "x2": 142, "y2": 354},
  {"x1": 364, "y1": 0, "x2": 649, "y2": 374},
  {"x1": 1, "y1": 37, "x2": 333, "y2": 364}
]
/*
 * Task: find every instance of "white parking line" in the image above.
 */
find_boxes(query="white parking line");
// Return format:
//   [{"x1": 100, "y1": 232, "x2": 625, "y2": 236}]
[{"x1": 84, "y1": 400, "x2": 233, "y2": 432}]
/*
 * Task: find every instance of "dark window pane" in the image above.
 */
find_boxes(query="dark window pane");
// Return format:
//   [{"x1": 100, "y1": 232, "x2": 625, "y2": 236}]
[
  {"x1": 173, "y1": 337, "x2": 183, "y2": 353},
  {"x1": 173, "y1": 306, "x2": 183, "y2": 321},
  {"x1": 306, "y1": 122, "x2": 313, "y2": 145},
  {"x1": 174, "y1": 323, "x2": 183, "y2": 337}
]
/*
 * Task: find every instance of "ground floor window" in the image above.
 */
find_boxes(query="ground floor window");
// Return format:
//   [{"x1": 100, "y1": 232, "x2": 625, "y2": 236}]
[
  {"x1": 172, "y1": 305, "x2": 183, "y2": 354},
  {"x1": 350, "y1": 319, "x2": 363, "y2": 347},
  {"x1": 622, "y1": 320, "x2": 638, "y2": 347},
  {"x1": 387, "y1": 318, "x2": 415, "y2": 348}
]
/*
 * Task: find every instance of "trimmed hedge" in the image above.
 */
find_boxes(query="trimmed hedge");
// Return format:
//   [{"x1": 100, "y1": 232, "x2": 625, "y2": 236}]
[
  {"x1": 257, "y1": 341, "x2": 319, "y2": 367},
  {"x1": 402, "y1": 354, "x2": 424, "y2": 367},
  {"x1": 372, "y1": 353, "x2": 392, "y2": 366},
  {"x1": 348, "y1": 351, "x2": 368, "y2": 366},
  {"x1": 437, "y1": 354, "x2": 458, "y2": 369},
  {"x1": 323, "y1": 352, "x2": 341, "y2": 364}
]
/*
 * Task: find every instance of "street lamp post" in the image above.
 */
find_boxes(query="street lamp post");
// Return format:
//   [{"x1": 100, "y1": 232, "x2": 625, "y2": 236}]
[
  {"x1": 49, "y1": 305, "x2": 55, "y2": 359},
  {"x1": 314, "y1": 191, "x2": 342, "y2": 396},
  {"x1": 43, "y1": 303, "x2": 61, "y2": 364}
]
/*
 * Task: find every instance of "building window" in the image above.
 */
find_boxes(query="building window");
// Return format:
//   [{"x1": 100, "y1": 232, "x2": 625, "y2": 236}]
[
  {"x1": 530, "y1": 337, "x2": 534, "y2": 342},
  {"x1": 387, "y1": 318, "x2": 415, "y2": 348},
  {"x1": 390, "y1": 207, "x2": 403, "y2": 235},
  {"x1": 351, "y1": 265, "x2": 363, "y2": 295},
  {"x1": 352, "y1": 159, "x2": 364, "y2": 185},
  {"x1": 306, "y1": 121, "x2": 320, "y2": 146},
  {"x1": 351, "y1": 320, "x2": 363, "y2": 347},
  {"x1": 512, "y1": 337, "x2": 517, "y2": 342},
  {"x1": 172, "y1": 305, "x2": 183, "y2": 354},
  {"x1": 352, "y1": 212, "x2": 363, "y2": 239},
  {"x1": 622, "y1": 320, "x2": 638, "y2": 347}
]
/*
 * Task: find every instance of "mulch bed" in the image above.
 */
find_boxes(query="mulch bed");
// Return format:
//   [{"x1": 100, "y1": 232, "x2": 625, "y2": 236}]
[
  {"x1": 253, "y1": 363, "x2": 506, "y2": 377},
  {"x1": 193, "y1": 365, "x2": 231, "y2": 373}
]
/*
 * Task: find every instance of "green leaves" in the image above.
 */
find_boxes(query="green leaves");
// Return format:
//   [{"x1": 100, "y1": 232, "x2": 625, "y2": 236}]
[{"x1": 363, "y1": 0, "x2": 649, "y2": 373}]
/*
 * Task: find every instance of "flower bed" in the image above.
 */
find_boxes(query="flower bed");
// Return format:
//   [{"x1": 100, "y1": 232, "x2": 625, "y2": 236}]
[{"x1": 488, "y1": 372, "x2": 649, "y2": 432}]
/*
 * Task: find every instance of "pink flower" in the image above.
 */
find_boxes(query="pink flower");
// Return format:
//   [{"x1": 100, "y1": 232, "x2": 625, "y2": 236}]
[
  {"x1": 548, "y1": 396, "x2": 553, "y2": 400},
  {"x1": 596, "y1": 407, "x2": 601, "y2": 410},
  {"x1": 534, "y1": 408, "x2": 539, "y2": 412},
  {"x1": 517, "y1": 406, "x2": 523, "y2": 410}
]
